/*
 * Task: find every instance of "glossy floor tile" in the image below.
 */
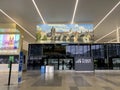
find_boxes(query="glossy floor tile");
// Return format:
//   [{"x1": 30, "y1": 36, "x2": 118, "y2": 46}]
[{"x1": 0, "y1": 71, "x2": 120, "y2": 90}]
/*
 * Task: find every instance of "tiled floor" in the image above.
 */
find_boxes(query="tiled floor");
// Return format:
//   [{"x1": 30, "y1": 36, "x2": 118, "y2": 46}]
[{"x1": 0, "y1": 71, "x2": 120, "y2": 90}]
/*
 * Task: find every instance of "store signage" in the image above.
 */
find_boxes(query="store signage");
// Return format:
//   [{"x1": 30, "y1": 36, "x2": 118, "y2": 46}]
[
  {"x1": 8, "y1": 56, "x2": 14, "y2": 68},
  {"x1": 76, "y1": 58, "x2": 92, "y2": 64},
  {"x1": 75, "y1": 57, "x2": 93, "y2": 71}
]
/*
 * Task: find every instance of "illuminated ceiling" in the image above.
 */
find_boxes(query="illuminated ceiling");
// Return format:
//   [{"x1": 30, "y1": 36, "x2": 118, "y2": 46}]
[{"x1": 0, "y1": 0, "x2": 120, "y2": 43}]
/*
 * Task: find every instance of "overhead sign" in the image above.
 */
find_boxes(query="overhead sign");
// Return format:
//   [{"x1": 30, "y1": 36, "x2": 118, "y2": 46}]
[{"x1": 36, "y1": 24, "x2": 93, "y2": 43}]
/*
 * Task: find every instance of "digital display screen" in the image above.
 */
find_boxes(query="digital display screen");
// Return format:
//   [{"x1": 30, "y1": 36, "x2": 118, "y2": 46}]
[{"x1": 0, "y1": 34, "x2": 20, "y2": 50}]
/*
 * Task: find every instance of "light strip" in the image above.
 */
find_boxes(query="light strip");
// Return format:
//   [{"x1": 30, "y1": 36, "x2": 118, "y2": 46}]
[
  {"x1": 95, "y1": 29, "x2": 116, "y2": 42},
  {"x1": 108, "y1": 38, "x2": 116, "y2": 42},
  {"x1": 108, "y1": 35, "x2": 120, "y2": 42},
  {"x1": 32, "y1": 0, "x2": 46, "y2": 24},
  {"x1": 94, "y1": 1, "x2": 120, "y2": 30},
  {"x1": 0, "y1": 9, "x2": 36, "y2": 39},
  {"x1": 116, "y1": 26, "x2": 119, "y2": 42},
  {"x1": 71, "y1": 0, "x2": 79, "y2": 24},
  {"x1": 108, "y1": 27, "x2": 120, "y2": 42}
]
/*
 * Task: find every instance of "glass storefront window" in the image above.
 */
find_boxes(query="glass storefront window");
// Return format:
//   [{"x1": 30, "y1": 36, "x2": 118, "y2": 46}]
[
  {"x1": 92, "y1": 44, "x2": 106, "y2": 69},
  {"x1": 27, "y1": 44, "x2": 120, "y2": 70},
  {"x1": 83, "y1": 45, "x2": 90, "y2": 57},
  {"x1": 112, "y1": 58, "x2": 120, "y2": 70}
]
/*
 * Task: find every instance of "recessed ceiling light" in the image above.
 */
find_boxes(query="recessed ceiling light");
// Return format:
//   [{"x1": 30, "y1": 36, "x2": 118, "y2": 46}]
[
  {"x1": 32, "y1": 0, "x2": 46, "y2": 24},
  {"x1": 0, "y1": 9, "x2": 36, "y2": 39},
  {"x1": 94, "y1": 1, "x2": 120, "y2": 30},
  {"x1": 71, "y1": 0, "x2": 79, "y2": 24}
]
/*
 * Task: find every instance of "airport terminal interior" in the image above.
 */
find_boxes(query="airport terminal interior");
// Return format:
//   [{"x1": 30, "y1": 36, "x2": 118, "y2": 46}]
[{"x1": 0, "y1": 0, "x2": 120, "y2": 90}]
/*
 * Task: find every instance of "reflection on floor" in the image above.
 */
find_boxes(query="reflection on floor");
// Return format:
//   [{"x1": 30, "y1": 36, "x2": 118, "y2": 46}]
[{"x1": 0, "y1": 71, "x2": 120, "y2": 90}]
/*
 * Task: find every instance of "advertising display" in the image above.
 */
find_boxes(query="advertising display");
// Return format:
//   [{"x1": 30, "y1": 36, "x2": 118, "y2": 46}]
[
  {"x1": 0, "y1": 34, "x2": 20, "y2": 55},
  {"x1": 0, "y1": 34, "x2": 20, "y2": 50},
  {"x1": 36, "y1": 24, "x2": 93, "y2": 43}
]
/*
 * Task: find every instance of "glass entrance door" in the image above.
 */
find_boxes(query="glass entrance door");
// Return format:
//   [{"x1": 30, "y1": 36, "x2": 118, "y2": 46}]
[
  {"x1": 47, "y1": 59, "x2": 58, "y2": 70},
  {"x1": 59, "y1": 59, "x2": 74, "y2": 70},
  {"x1": 43, "y1": 58, "x2": 74, "y2": 70}
]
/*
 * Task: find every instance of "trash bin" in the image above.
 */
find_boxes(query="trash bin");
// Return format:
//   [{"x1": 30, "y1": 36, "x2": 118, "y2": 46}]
[{"x1": 40, "y1": 66, "x2": 46, "y2": 73}]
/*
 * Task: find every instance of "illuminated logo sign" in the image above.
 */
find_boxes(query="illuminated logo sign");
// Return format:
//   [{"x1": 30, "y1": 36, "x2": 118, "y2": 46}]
[{"x1": 76, "y1": 58, "x2": 92, "y2": 64}]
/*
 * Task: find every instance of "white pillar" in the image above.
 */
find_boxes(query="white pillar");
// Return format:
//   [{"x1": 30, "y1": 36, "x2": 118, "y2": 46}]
[{"x1": 116, "y1": 27, "x2": 119, "y2": 42}]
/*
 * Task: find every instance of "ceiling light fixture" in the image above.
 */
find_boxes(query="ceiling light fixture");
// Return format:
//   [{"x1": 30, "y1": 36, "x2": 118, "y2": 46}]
[
  {"x1": 95, "y1": 29, "x2": 116, "y2": 42},
  {"x1": 71, "y1": 0, "x2": 79, "y2": 24},
  {"x1": 32, "y1": 0, "x2": 46, "y2": 24},
  {"x1": 94, "y1": 1, "x2": 120, "y2": 30},
  {"x1": 0, "y1": 9, "x2": 36, "y2": 39}
]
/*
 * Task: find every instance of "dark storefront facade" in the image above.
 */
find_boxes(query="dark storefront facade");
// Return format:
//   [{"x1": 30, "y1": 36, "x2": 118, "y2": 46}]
[{"x1": 27, "y1": 43, "x2": 120, "y2": 71}]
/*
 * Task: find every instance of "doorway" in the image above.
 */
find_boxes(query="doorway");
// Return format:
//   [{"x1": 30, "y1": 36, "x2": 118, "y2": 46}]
[
  {"x1": 47, "y1": 59, "x2": 58, "y2": 70},
  {"x1": 43, "y1": 57, "x2": 74, "y2": 70},
  {"x1": 59, "y1": 59, "x2": 74, "y2": 70}
]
